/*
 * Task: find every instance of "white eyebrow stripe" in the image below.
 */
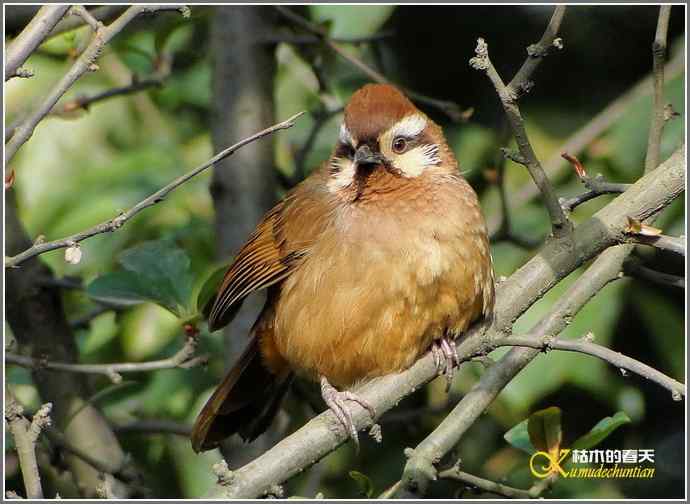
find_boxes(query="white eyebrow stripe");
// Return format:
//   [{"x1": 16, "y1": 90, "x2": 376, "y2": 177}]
[
  {"x1": 339, "y1": 124, "x2": 355, "y2": 146},
  {"x1": 391, "y1": 114, "x2": 427, "y2": 138}
]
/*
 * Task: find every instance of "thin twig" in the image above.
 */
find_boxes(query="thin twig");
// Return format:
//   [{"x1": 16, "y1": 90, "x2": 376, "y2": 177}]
[
  {"x1": 5, "y1": 112, "x2": 303, "y2": 268},
  {"x1": 5, "y1": 389, "x2": 52, "y2": 499},
  {"x1": 491, "y1": 334, "x2": 685, "y2": 400},
  {"x1": 559, "y1": 152, "x2": 631, "y2": 212},
  {"x1": 493, "y1": 50, "x2": 685, "y2": 235},
  {"x1": 274, "y1": 6, "x2": 470, "y2": 122},
  {"x1": 5, "y1": 77, "x2": 165, "y2": 143},
  {"x1": 4, "y1": 5, "x2": 188, "y2": 164},
  {"x1": 5, "y1": 5, "x2": 70, "y2": 81},
  {"x1": 112, "y1": 419, "x2": 192, "y2": 437},
  {"x1": 623, "y1": 256, "x2": 684, "y2": 289},
  {"x1": 470, "y1": 12, "x2": 571, "y2": 237},
  {"x1": 438, "y1": 466, "x2": 533, "y2": 499},
  {"x1": 645, "y1": 5, "x2": 672, "y2": 172},
  {"x1": 5, "y1": 333, "x2": 207, "y2": 384},
  {"x1": 507, "y1": 5, "x2": 566, "y2": 98}
]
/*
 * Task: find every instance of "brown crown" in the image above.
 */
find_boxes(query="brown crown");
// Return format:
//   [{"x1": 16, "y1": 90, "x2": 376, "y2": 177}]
[{"x1": 343, "y1": 84, "x2": 420, "y2": 144}]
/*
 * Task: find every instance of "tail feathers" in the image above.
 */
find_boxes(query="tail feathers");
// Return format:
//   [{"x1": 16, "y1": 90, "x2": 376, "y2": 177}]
[{"x1": 191, "y1": 338, "x2": 292, "y2": 453}]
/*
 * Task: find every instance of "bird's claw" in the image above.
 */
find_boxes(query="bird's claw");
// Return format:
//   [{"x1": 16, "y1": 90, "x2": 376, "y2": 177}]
[
  {"x1": 431, "y1": 336, "x2": 460, "y2": 391},
  {"x1": 320, "y1": 376, "x2": 376, "y2": 451}
]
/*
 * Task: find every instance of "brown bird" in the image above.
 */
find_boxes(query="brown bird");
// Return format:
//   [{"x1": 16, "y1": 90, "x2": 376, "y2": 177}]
[{"x1": 191, "y1": 83, "x2": 495, "y2": 453}]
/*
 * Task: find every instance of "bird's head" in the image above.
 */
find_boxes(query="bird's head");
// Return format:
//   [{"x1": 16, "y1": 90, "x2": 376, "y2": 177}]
[{"x1": 328, "y1": 84, "x2": 452, "y2": 197}]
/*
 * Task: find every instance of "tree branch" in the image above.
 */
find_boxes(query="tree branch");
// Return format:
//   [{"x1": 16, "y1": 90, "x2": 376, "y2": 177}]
[
  {"x1": 5, "y1": 389, "x2": 53, "y2": 499},
  {"x1": 207, "y1": 146, "x2": 684, "y2": 498},
  {"x1": 470, "y1": 8, "x2": 571, "y2": 238},
  {"x1": 274, "y1": 6, "x2": 471, "y2": 123},
  {"x1": 491, "y1": 333, "x2": 685, "y2": 400},
  {"x1": 5, "y1": 5, "x2": 70, "y2": 81},
  {"x1": 5, "y1": 112, "x2": 303, "y2": 268},
  {"x1": 6, "y1": 332, "x2": 207, "y2": 384},
  {"x1": 489, "y1": 49, "x2": 684, "y2": 236},
  {"x1": 624, "y1": 233, "x2": 685, "y2": 257},
  {"x1": 507, "y1": 5, "x2": 566, "y2": 97},
  {"x1": 645, "y1": 5, "x2": 672, "y2": 172},
  {"x1": 559, "y1": 151, "x2": 631, "y2": 212},
  {"x1": 4, "y1": 5, "x2": 188, "y2": 164},
  {"x1": 438, "y1": 465, "x2": 537, "y2": 499},
  {"x1": 623, "y1": 256, "x2": 684, "y2": 289}
]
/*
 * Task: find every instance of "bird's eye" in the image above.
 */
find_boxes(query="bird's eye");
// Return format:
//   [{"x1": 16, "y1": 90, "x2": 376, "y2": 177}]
[{"x1": 392, "y1": 137, "x2": 407, "y2": 154}]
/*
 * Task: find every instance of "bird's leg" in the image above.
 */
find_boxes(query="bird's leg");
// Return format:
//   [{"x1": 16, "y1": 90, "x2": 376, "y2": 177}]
[
  {"x1": 320, "y1": 376, "x2": 376, "y2": 451},
  {"x1": 431, "y1": 334, "x2": 460, "y2": 391}
]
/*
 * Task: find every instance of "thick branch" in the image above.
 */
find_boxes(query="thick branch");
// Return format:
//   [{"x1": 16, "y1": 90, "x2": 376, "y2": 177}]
[
  {"x1": 6, "y1": 333, "x2": 206, "y2": 384},
  {"x1": 4, "y1": 5, "x2": 188, "y2": 164},
  {"x1": 5, "y1": 5, "x2": 70, "y2": 81},
  {"x1": 470, "y1": 34, "x2": 571, "y2": 237},
  {"x1": 5, "y1": 112, "x2": 303, "y2": 268},
  {"x1": 208, "y1": 146, "x2": 684, "y2": 498}
]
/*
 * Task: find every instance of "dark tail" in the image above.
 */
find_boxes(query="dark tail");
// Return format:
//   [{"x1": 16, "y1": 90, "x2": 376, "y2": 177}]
[{"x1": 191, "y1": 337, "x2": 292, "y2": 453}]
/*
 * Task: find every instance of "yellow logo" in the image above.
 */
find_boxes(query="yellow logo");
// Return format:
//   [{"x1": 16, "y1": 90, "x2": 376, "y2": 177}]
[{"x1": 529, "y1": 449, "x2": 571, "y2": 478}]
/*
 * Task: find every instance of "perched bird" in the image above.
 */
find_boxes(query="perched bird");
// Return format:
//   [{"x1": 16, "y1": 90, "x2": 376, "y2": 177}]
[{"x1": 191, "y1": 83, "x2": 495, "y2": 453}]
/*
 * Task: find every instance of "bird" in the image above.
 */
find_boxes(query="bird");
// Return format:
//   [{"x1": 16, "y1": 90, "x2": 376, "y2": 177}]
[{"x1": 191, "y1": 83, "x2": 495, "y2": 453}]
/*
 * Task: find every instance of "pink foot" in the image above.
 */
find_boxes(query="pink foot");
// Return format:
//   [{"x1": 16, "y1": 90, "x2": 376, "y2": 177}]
[
  {"x1": 320, "y1": 376, "x2": 376, "y2": 451},
  {"x1": 431, "y1": 335, "x2": 460, "y2": 391}
]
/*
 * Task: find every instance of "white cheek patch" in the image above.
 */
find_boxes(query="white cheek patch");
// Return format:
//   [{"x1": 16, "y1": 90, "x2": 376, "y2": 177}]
[
  {"x1": 328, "y1": 157, "x2": 356, "y2": 192},
  {"x1": 391, "y1": 114, "x2": 427, "y2": 139},
  {"x1": 339, "y1": 124, "x2": 355, "y2": 147},
  {"x1": 396, "y1": 144, "x2": 441, "y2": 177}
]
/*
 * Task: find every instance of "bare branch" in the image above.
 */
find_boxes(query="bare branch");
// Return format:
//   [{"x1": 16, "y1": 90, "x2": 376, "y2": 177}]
[
  {"x1": 69, "y1": 5, "x2": 103, "y2": 32},
  {"x1": 5, "y1": 333, "x2": 207, "y2": 384},
  {"x1": 438, "y1": 465, "x2": 536, "y2": 499},
  {"x1": 5, "y1": 389, "x2": 52, "y2": 499},
  {"x1": 4, "y1": 5, "x2": 188, "y2": 164},
  {"x1": 623, "y1": 257, "x2": 684, "y2": 289},
  {"x1": 492, "y1": 334, "x2": 685, "y2": 400},
  {"x1": 274, "y1": 6, "x2": 471, "y2": 122},
  {"x1": 645, "y1": 5, "x2": 672, "y2": 172},
  {"x1": 5, "y1": 5, "x2": 70, "y2": 81},
  {"x1": 490, "y1": 49, "x2": 684, "y2": 236},
  {"x1": 112, "y1": 419, "x2": 192, "y2": 437},
  {"x1": 5, "y1": 112, "x2": 303, "y2": 268},
  {"x1": 624, "y1": 233, "x2": 685, "y2": 257},
  {"x1": 470, "y1": 30, "x2": 571, "y2": 238},
  {"x1": 507, "y1": 6, "x2": 566, "y2": 97},
  {"x1": 5, "y1": 77, "x2": 165, "y2": 143},
  {"x1": 559, "y1": 152, "x2": 631, "y2": 212},
  {"x1": 207, "y1": 146, "x2": 684, "y2": 499}
]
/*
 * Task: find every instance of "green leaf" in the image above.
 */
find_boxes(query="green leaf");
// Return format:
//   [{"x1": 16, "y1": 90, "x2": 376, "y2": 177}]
[
  {"x1": 349, "y1": 470, "x2": 374, "y2": 498},
  {"x1": 308, "y1": 5, "x2": 395, "y2": 38},
  {"x1": 504, "y1": 419, "x2": 536, "y2": 454},
  {"x1": 572, "y1": 412, "x2": 631, "y2": 450},
  {"x1": 86, "y1": 240, "x2": 195, "y2": 318},
  {"x1": 196, "y1": 264, "x2": 228, "y2": 315},
  {"x1": 528, "y1": 406, "x2": 562, "y2": 454},
  {"x1": 86, "y1": 271, "x2": 151, "y2": 307}
]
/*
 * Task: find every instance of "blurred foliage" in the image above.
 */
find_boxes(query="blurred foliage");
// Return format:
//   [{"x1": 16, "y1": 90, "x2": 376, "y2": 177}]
[{"x1": 4, "y1": 5, "x2": 685, "y2": 499}]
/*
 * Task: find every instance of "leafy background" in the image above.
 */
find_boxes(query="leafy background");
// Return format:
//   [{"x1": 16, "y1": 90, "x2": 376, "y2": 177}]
[{"x1": 5, "y1": 5, "x2": 685, "y2": 499}]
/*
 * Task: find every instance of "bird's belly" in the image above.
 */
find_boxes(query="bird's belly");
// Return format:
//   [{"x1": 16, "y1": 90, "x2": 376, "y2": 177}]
[{"x1": 271, "y1": 220, "x2": 486, "y2": 388}]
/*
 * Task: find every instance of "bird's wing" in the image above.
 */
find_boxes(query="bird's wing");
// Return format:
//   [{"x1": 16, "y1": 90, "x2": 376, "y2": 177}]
[{"x1": 206, "y1": 169, "x2": 331, "y2": 331}]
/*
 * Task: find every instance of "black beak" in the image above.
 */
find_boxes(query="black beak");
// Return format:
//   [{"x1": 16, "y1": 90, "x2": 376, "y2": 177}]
[{"x1": 354, "y1": 145, "x2": 383, "y2": 166}]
